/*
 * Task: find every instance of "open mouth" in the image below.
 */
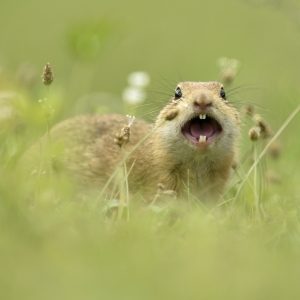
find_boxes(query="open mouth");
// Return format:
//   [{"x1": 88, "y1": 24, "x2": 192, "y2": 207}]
[{"x1": 181, "y1": 114, "x2": 222, "y2": 147}]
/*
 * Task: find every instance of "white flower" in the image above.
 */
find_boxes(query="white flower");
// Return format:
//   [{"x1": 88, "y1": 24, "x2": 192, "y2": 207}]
[
  {"x1": 122, "y1": 87, "x2": 146, "y2": 104},
  {"x1": 127, "y1": 72, "x2": 150, "y2": 88}
]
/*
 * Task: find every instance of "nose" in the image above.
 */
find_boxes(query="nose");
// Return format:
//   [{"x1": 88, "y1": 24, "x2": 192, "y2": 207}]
[{"x1": 193, "y1": 92, "x2": 212, "y2": 112}]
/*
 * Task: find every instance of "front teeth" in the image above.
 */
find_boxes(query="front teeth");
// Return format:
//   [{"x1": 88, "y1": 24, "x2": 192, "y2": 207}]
[
  {"x1": 199, "y1": 135, "x2": 207, "y2": 143},
  {"x1": 197, "y1": 114, "x2": 207, "y2": 143}
]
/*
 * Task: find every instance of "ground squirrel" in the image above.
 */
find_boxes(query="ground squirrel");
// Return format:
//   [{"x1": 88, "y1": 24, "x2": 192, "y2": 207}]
[{"x1": 21, "y1": 81, "x2": 240, "y2": 202}]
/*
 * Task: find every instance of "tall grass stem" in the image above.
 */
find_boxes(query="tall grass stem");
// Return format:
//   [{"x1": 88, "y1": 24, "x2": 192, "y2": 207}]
[{"x1": 233, "y1": 104, "x2": 300, "y2": 204}]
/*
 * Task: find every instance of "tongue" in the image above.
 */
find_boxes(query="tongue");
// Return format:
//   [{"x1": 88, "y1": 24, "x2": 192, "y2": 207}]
[{"x1": 190, "y1": 121, "x2": 214, "y2": 139}]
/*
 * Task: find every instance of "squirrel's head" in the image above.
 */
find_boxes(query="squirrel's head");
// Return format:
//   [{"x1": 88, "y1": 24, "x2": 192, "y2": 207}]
[{"x1": 155, "y1": 82, "x2": 240, "y2": 160}]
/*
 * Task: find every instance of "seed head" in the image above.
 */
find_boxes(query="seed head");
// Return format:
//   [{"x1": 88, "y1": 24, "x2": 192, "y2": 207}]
[
  {"x1": 41, "y1": 63, "x2": 54, "y2": 86},
  {"x1": 265, "y1": 170, "x2": 281, "y2": 184},
  {"x1": 242, "y1": 104, "x2": 255, "y2": 118},
  {"x1": 249, "y1": 126, "x2": 261, "y2": 142},
  {"x1": 268, "y1": 141, "x2": 282, "y2": 159},
  {"x1": 216, "y1": 57, "x2": 240, "y2": 86},
  {"x1": 253, "y1": 114, "x2": 272, "y2": 139},
  {"x1": 222, "y1": 69, "x2": 235, "y2": 85},
  {"x1": 114, "y1": 115, "x2": 135, "y2": 148}
]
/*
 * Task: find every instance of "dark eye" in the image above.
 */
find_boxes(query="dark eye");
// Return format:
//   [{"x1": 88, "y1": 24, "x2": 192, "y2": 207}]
[
  {"x1": 220, "y1": 87, "x2": 226, "y2": 100},
  {"x1": 174, "y1": 87, "x2": 182, "y2": 99}
]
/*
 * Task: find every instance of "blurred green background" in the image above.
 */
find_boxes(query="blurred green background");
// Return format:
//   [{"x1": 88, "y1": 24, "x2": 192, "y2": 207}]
[
  {"x1": 1, "y1": 0, "x2": 300, "y2": 299},
  {"x1": 1, "y1": 0, "x2": 300, "y2": 135},
  {"x1": 1, "y1": 0, "x2": 300, "y2": 95},
  {"x1": 1, "y1": 0, "x2": 299, "y2": 193}
]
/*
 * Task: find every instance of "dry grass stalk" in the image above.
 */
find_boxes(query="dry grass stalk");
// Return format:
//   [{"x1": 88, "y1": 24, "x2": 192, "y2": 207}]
[
  {"x1": 233, "y1": 104, "x2": 300, "y2": 205},
  {"x1": 114, "y1": 115, "x2": 135, "y2": 220}
]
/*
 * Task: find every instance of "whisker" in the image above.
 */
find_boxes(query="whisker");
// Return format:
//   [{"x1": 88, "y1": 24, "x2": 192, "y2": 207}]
[
  {"x1": 226, "y1": 82, "x2": 260, "y2": 92},
  {"x1": 227, "y1": 85, "x2": 267, "y2": 95},
  {"x1": 138, "y1": 108, "x2": 160, "y2": 119},
  {"x1": 154, "y1": 71, "x2": 177, "y2": 88},
  {"x1": 128, "y1": 100, "x2": 165, "y2": 110},
  {"x1": 227, "y1": 89, "x2": 267, "y2": 97},
  {"x1": 147, "y1": 90, "x2": 173, "y2": 98}
]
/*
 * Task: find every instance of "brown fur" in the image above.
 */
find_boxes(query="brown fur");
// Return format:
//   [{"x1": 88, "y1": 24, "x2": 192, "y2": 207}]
[{"x1": 21, "y1": 81, "x2": 240, "y2": 202}]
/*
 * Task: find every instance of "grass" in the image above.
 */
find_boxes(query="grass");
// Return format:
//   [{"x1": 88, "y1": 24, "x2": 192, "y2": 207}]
[
  {"x1": 2, "y1": 1, "x2": 300, "y2": 297},
  {"x1": 1, "y1": 67, "x2": 300, "y2": 300}
]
